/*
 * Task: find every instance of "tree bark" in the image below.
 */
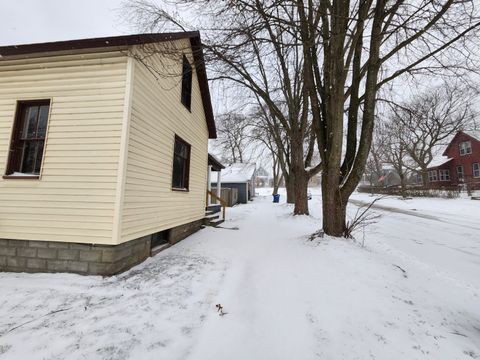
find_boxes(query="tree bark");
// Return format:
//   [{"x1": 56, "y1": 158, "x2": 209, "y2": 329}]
[
  {"x1": 285, "y1": 175, "x2": 295, "y2": 204},
  {"x1": 322, "y1": 173, "x2": 347, "y2": 236}
]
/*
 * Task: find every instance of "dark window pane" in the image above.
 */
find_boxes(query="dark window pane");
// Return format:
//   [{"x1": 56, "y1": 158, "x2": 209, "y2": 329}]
[
  {"x1": 34, "y1": 141, "x2": 45, "y2": 174},
  {"x1": 172, "y1": 137, "x2": 190, "y2": 189},
  {"x1": 172, "y1": 154, "x2": 185, "y2": 188},
  {"x1": 181, "y1": 56, "x2": 192, "y2": 110},
  {"x1": 37, "y1": 105, "x2": 49, "y2": 138},
  {"x1": 21, "y1": 141, "x2": 36, "y2": 173},
  {"x1": 22, "y1": 106, "x2": 39, "y2": 139}
]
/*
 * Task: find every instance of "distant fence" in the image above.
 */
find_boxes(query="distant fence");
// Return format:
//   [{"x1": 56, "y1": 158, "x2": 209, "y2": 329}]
[
  {"x1": 357, "y1": 185, "x2": 460, "y2": 199},
  {"x1": 211, "y1": 187, "x2": 238, "y2": 207}
]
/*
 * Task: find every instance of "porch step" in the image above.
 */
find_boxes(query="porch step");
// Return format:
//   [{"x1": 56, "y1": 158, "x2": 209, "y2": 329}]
[
  {"x1": 209, "y1": 218, "x2": 225, "y2": 227},
  {"x1": 203, "y1": 211, "x2": 224, "y2": 227},
  {"x1": 206, "y1": 204, "x2": 221, "y2": 214}
]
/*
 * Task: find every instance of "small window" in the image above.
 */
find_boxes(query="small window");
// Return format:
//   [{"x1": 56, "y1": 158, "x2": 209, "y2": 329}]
[
  {"x1": 439, "y1": 169, "x2": 450, "y2": 181},
  {"x1": 428, "y1": 170, "x2": 438, "y2": 182},
  {"x1": 473, "y1": 163, "x2": 480, "y2": 178},
  {"x1": 5, "y1": 100, "x2": 50, "y2": 177},
  {"x1": 459, "y1": 141, "x2": 472, "y2": 156},
  {"x1": 172, "y1": 135, "x2": 191, "y2": 190},
  {"x1": 457, "y1": 165, "x2": 464, "y2": 181},
  {"x1": 181, "y1": 55, "x2": 192, "y2": 111}
]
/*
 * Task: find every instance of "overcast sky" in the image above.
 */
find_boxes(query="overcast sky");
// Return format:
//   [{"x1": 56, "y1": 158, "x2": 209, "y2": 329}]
[{"x1": 0, "y1": 0, "x2": 130, "y2": 46}]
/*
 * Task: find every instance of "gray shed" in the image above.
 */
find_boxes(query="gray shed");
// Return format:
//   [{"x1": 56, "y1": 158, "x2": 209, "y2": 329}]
[{"x1": 212, "y1": 163, "x2": 256, "y2": 204}]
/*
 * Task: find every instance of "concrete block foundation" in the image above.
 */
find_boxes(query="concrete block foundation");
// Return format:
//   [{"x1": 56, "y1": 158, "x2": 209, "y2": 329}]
[{"x1": 0, "y1": 219, "x2": 203, "y2": 276}]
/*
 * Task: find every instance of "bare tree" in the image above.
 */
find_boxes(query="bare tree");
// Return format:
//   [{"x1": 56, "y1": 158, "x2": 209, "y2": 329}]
[
  {"x1": 123, "y1": 0, "x2": 480, "y2": 235},
  {"x1": 391, "y1": 83, "x2": 477, "y2": 185},
  {"x1": 215, "y1": 113, "x2": 250, "y2": 164},
  {"x1": 122, "y1": 0, "x2": 323, "y2": 215},
  {"x1": 296, "y1": 1, "x2": 480, "y2": 236}
]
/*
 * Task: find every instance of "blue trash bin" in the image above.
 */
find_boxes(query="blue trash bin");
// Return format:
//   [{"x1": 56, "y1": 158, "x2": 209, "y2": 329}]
[{"x1": 273, "y1": 194, "x2": 280, "y2": 203}]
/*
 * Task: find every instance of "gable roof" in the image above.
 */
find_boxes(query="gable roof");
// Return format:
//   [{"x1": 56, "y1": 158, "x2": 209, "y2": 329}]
[
  {"x1": 0, "y1": 32, "x2": 217, "y2": 139},
  {"x1": 464, "y1": 130, "x2": 480, "y2": 142},
  {"x1": 442, "y1": 130, "x2": 480, "y2": 156},
  {"x1": 221, "y1": 163, "x2": 256, "y2": 183}
]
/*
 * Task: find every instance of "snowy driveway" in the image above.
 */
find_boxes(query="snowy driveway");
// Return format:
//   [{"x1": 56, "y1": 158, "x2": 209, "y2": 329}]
[{"x1": 1, "y1": 192, "x2": 479, "y2": 359}]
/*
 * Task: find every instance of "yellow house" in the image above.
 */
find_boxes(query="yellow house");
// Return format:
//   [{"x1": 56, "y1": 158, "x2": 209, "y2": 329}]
[{"x1": 0, "y1": 32, "x2": 218, "y2": 275}]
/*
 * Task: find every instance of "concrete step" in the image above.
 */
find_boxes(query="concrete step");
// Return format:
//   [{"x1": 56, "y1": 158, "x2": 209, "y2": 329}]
[
  {"x1": 208, "y1": 218, "x2": 225, "y2": 227},
  {"x1": 206, "y1": 204, "x2": 222, "y2": 213},
  {"x1": 204, "y1": 213, "x2": 220, "y2": 220}
]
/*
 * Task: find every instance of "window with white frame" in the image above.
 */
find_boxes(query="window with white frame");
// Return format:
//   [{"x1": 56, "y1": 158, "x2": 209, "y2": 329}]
[
  {"x1": 439, "y1": 169, "x2": 450, "y2": 181},
  {"x1": 428, "y1": 170, "x2": 438, "y2": 182},
  {"x1": 457, "y1": 165, "x2": 464, "y2": 181},
  {"x1": 473, "y1": 163, "x2": 480, "y2": 178},
  {"x1": 459, "y1": 141, "x2": 472, "y2": 156}
]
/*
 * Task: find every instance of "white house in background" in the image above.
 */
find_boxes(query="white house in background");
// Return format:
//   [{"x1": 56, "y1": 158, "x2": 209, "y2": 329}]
[{"x1": 212, "y1": 163, "x2": 256, "y2": 204}]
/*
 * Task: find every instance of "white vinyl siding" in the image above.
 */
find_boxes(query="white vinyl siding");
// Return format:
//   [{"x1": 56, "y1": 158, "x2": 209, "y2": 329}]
[
  {"x1": 120, "y1": 41, "x2": 209, "y2": 243},
  {"x1": 0, "y1": 50, "x2": 128, "y2": 244}
]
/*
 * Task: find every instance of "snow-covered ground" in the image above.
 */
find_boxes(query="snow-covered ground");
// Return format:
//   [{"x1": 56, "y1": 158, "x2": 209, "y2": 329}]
[{"x1": 0, "y1": 189, "x2": 479, "y2": 359}]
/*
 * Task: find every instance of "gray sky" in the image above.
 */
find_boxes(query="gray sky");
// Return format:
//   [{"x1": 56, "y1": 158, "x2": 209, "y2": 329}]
[{"x1": 0, "y1": 0, "x2": 129, "y2": 46}]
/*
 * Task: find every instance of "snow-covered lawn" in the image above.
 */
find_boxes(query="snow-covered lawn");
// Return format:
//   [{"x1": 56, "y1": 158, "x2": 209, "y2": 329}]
[{"x1": 0, "y1": 190, "x2": 479, "y2": 359}]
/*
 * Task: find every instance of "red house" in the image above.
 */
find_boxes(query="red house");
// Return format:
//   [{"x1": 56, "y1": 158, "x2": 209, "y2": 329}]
[{"x1": 426, "y1": 130, "x2": 480, "y2": 189}]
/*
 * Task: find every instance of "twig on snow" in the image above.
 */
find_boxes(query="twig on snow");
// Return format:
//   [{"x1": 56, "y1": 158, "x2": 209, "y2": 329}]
[
  {"x1": 2, "y1": 308, "x2": 72, "y2": 336},
  {"x1": 393, "y1": 264, "x2": 408, "y2": 278}
]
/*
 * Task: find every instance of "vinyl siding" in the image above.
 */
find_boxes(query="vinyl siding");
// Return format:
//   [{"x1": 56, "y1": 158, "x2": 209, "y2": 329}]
[
  {"x1": 0, "y1": 50, "x2": 128, "y2": 244},
  {"x1": 120, "y1": 41, "x2": 209, "y2": 242}
]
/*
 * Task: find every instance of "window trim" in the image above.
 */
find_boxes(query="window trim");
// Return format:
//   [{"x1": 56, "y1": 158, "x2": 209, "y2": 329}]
[
  {"x1": 428, "y1": 170, "x2": 438, "y2": 182},
  {"x1": 180, "y1": 55, "x2": 193, "y2": 112},
  {"x1": 4, "y1": 99, "x2": 51, "y2": 180},
  {"x1": 456, "y1": 165, "x2": 465, "y2": 181},
  {"x1": 473, "y1": 163, "x2": 480, "y2": 178},
  {"x1": 459, "y1": 141, "x2": 472, "y2": 156},
  {"x1": 438, "y1": 169, "x2": 450, "y2": 181},
  {"x1": 171, "y1": 135, "x2": 191, "y2": 191}
]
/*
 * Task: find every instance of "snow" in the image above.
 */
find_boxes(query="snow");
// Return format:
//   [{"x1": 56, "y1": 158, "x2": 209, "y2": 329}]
[
  {"x1": 1, "y1": 189, "x2": 479, "y2": 359},
  {"x1": 427, "y1": 155, "x2": 452, "y2": 168},
  {"x1": 220, "y1": 163, "x2": 256, "y2": 183},
  {"x1": 10, "y1": 172, "x2": 38, "y2": 177}
]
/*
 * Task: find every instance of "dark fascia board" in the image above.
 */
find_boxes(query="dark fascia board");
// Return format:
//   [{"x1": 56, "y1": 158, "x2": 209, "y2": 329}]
[
  {"x1": 0, "y1": 32, "x2": 217, "y2": 139},
  {"x1": 208, "y1": 153, "x2": 225, "y2": 171}
]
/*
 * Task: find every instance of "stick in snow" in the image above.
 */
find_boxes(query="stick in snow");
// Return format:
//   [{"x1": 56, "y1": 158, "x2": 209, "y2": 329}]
[
  {"x1": 216, "y1": 304, "x2": 227, "y2": 316},
  {"x1": 393, "y1": 264, "x2": 408, "y2": 278},
  {"x1": 2, "y1": 308, "x2": 72, "y2": 336}
]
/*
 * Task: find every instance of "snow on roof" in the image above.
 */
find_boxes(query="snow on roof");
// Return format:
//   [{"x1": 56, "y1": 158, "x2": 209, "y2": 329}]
[
  {"x1": 464, "y1": 130, "x2": 480, "y2": 141},
  {"x1": 428, "y1": 156, "x2": 453, "y2": 168},
  {"x1": 221, "y1": 163, "x2": 256, "y2": 183}
]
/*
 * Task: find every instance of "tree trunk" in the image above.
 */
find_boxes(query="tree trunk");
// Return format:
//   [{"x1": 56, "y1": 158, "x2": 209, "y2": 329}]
[
  {"x1": 421, "y1": 169, "x2": 429, "y2": 188},
  {"x1": 321, "y1": 173, "x2": 347, "y2": 236},
  {"x1": 399, "y1": 172, "x2": 407, "y2": 198},
  {"x1": 285, "y1": 175, "x2": 295, "y2": 203},
  {"x1": 293, "y1": 170, "x2": 309, "y2": 215},
  {"x1": 290, "y1": 132, "x2": 309, "y2": 215}
]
